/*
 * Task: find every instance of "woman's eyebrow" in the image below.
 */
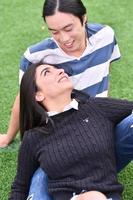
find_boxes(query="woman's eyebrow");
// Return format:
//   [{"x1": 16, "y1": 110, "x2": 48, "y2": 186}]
[{"x1": 40, "y1": 67, "x2": 50, "y2": 75}]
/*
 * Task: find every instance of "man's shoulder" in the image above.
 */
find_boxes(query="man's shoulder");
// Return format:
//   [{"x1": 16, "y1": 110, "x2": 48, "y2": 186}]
[
  {"x1": 87, "y1": 23, "x2": 104, "y2": 31},
  {"x1": 86, "y1": 23, "x2": 114, "y2": 37},
  {"x1": 28, "y1": 37, "x2": 58, "y2": 54}
]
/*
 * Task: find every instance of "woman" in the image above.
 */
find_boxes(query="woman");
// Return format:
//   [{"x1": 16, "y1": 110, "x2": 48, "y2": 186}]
[{"x1": 9, "y1": 63, "x2": 133, "y2": 200}]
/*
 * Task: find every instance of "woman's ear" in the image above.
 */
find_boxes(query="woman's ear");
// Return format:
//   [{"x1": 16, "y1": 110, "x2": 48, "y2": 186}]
[{"x1": 35, "y1": 91, "x2": 45, "y2": 102}]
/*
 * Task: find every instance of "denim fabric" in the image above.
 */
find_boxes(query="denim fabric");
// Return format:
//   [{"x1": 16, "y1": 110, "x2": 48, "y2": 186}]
[
  {"x1": 28, "y1": 114, "x2": 133, "y2": 199},
  {"x1": 27, "y1": 168, "x2": 53, "y2": 200},
  {"x1": 115, "y1": 113, "x2": 133, "y2": 172}
]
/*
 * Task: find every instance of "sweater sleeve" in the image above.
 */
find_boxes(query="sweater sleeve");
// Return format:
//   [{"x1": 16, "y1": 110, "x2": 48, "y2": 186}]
[
  {"x1": 90, "y1": 97, "x2": 133, "y2": 124},
  {"x1": 9, "y1": 131, "x2": 39, "y2": 200}
]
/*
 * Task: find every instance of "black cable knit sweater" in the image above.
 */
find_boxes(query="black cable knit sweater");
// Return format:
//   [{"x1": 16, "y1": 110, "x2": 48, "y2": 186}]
[{"x1": 9, "y1": 94, "x2": 133, "y2": 200}]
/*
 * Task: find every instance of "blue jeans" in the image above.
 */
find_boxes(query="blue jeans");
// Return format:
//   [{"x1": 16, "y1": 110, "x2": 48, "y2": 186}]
[
  {"x1": 28, "y1": 114, "x2": 133, "y2": 200},
  {"x1": 115, "y1": 113, "x2": 133, "y2": 171},
  {"x1": 27, "y1": 168, "x2": 53, "y2": 200}
]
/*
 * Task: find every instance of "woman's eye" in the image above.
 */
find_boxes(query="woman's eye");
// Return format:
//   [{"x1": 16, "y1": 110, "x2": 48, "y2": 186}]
[{"x1": 44, "y1": 70, "x2": 50, "y2": 76}]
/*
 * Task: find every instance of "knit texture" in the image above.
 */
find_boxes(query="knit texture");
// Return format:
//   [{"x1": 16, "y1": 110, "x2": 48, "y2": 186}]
[{"x1": 9, "y1": 94, "x2": 133, "y2": 199}]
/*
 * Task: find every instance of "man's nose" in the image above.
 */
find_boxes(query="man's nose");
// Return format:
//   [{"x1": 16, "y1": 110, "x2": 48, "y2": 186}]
[{"x1": 60, "y1": 32, "x2": 70, "y2": 43}]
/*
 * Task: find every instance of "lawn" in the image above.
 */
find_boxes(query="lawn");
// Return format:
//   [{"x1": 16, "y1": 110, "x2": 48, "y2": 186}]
[{"x1": 0, "y1": 0, "x2": 133, "y2": 199}]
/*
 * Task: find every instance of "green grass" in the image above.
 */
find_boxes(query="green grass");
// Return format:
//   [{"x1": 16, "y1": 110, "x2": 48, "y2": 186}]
[{"x1": 0, "y1": 0, "x2": 133, "y2": 199}]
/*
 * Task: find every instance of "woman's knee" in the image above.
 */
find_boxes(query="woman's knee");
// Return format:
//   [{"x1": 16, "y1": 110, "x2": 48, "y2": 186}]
[{"x1": 76, "y1": 191, "x2": 107, "y2": 200}]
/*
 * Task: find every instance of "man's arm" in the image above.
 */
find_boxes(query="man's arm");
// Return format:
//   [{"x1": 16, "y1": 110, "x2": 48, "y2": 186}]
[{"x1": 0, "y1": 94, "x2": 20, "y2": 148}]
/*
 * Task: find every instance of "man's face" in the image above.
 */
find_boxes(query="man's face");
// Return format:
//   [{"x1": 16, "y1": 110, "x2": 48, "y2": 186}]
[
  {"x1": 35, "y1": 64, "x2": 73, "y2": 101},
  {"x1": 45, "y1": 11, "x2": 86, "y2": 56}
]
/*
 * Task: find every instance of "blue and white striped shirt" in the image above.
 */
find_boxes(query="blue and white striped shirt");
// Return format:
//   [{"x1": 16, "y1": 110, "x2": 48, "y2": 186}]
[{"x1": 20, "y1": 23, "x2": 120, "y2": 97}]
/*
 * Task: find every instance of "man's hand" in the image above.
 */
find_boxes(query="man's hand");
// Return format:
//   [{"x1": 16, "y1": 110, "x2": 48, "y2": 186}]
[{"x1": 0, "y1": 134, "x2": 12, "y2": 148}]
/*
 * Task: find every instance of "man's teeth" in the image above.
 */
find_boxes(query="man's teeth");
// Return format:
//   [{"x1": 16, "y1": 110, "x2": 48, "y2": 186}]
[{"x1": 65, "y1": 42, "x2": 73, "y2": 47}]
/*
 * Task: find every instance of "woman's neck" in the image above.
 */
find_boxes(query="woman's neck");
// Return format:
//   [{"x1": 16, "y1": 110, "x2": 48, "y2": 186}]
[{"x1": 44, "y1": 95, "x2": 72, "y2": 113}]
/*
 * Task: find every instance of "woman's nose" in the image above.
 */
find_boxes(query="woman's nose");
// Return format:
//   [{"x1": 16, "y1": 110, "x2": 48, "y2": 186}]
[{"x1": 58, "y1": 68, "x2": 65, "y2": 74}]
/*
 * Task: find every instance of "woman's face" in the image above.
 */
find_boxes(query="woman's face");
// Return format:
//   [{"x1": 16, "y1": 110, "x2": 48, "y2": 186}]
[
  {"x1": 35, "y1": 64, "x2": 73, "y2": 101},
  {"x1": 45, "y1": 11, "x2": 87, "y2": 57}
]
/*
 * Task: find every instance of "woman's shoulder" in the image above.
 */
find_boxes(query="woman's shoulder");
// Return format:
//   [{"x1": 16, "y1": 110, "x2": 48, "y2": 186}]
[
  {"x1": 22, "y1": 126, "x2": 48, "y2": 142},
  {"x1": 72, "y1": 89, "x2": 90, "y2": 103}
]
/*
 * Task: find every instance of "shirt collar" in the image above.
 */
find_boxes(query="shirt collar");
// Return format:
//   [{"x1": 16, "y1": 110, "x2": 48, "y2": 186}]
[{"x1": 47, "y1": 99, "x2": 79, "y2": 117}]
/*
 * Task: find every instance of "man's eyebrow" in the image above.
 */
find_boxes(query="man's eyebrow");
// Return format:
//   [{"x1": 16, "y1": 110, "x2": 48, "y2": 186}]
[{"x1": 48, "y1": 24, "x2": 73, "y2": 31}]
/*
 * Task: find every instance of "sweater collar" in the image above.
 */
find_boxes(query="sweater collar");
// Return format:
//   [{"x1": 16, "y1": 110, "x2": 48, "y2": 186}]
[{"x1": 47, "y1": 99, "x2": 79, "y2": 117}]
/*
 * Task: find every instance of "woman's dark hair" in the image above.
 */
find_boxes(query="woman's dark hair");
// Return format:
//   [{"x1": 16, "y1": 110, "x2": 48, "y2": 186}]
[
  {"x1": 20, "y1": 63, "x2": 51, "y2": 139},
  {"x1": 42, "y1": 0, "x2": 87, "y2": 25}
]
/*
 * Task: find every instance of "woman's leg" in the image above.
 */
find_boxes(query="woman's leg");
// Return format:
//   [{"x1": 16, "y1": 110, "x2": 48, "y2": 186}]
[
  {"x1": 27, "y1": 168, "x2": 53, "y2": 200},
  {"x1": 71, "y1": 191, "x2": 122, "y2": 200},
  {"x1": 71, "y1": 191, "x2": 107, "y2": 200},
  {"x1": 115, "y1": 113, "x2": 133, "y2": 172}
]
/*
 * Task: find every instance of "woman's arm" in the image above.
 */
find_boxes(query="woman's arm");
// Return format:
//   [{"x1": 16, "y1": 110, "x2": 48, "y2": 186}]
[
  {"x1": 90, "y1": 97, "x2": 133, "y2": 124},
  {"x1": 9, "y1": 131, "x2": 39, "y2": 200}
]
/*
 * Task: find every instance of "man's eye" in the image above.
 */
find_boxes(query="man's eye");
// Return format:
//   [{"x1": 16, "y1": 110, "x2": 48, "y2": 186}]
[
  {"x1": 52, "y1": 31, "x2": 58, "y2": 35},
  {"x1": 65, "y1": 28, "x2": 72, "y2": 32}
]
